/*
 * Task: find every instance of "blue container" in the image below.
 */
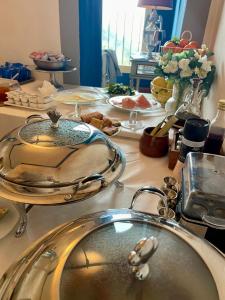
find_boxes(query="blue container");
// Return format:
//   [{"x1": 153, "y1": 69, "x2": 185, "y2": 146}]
[{"x1": 0, "y1": 62, "x2": 31, "y2": 82}]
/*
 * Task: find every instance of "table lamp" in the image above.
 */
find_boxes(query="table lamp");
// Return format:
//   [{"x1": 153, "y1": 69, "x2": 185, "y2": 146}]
[{"x1": 138, "y1": 0, "x2": 173, "y2": 59}]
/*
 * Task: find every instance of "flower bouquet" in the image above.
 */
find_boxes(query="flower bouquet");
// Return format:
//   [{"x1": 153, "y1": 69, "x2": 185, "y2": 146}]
[{"x1": 154, "y1": 45, "x2": 216, "y2": 108}]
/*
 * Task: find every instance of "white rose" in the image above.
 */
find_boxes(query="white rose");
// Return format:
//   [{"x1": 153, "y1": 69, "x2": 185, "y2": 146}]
[
  {"x1": 178, "y1": 59, "x2": 190, "y2": 70},
  {"x1": 198, "y1": 55, "x2": 207, "y2": 62},
  {"x1": 195, "y1": 67, "x2": 207, "y2": 79},
  {"x1": 201, "y1": 61, "x2": 212, "y2": 72},
  {"x1": 163, "y1": 61, "x2": 178, "y2": 74},
  {"x1": 180, "y1": 67, "x2": 193, "y2": 78},
  {"x1": 194, "y1": 51, "x2": 201, "y2": 60},
  {"x1": 159, "y1": 55, "x2": 169, "y2": 66},
  {"x1": 201, "y1": 44, "x2": 208, "y2": 51}
]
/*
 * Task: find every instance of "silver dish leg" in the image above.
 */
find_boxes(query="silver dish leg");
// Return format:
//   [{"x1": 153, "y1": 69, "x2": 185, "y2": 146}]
[
  {"x1": 49, "y1": 72, "x2": 64, "y2": 90},
  {"x1": 15, "y1": 204, "x2": 33, "y2": 238},
  {"x1": 114, "y1": 180, "x2": 124, "y2": 189}
]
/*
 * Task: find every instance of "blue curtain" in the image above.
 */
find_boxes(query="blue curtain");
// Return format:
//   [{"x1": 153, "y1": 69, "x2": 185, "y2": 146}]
[
  {"x1": 172, "y1": 0, "x2": 187, "y2": 38},
  {"x1": 79, "y1": 0, "x2": 102, "y2": 87},
  {"x1": 158, "y1": 0, "x2": 177, "y2": 42}
]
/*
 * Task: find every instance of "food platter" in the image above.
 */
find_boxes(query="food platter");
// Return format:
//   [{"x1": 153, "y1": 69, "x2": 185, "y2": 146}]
[
  {"x1": 108, "y1": 93, "x2": 163, "y2": 114},
  {"x1": 79, "y1": 111, "x2": 121, "y2": 136},
  {"x1": 51, "y1": 87, "x2": 108, "y2": 105},
  {"x1": 4, "y1": 101, "x2": 56, "y2": 111}
]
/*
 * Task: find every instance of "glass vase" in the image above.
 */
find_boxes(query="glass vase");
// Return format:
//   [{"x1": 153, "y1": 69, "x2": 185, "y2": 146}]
[
  {"x1": 174, "y1": 81, "x2": 192, "y2": 109},
  {"x1": 165, "y1": 81, "x2": 191, "y2": 115},
  {"x1": 175, "y1": 78, "x2": 206, "y2": 124}
]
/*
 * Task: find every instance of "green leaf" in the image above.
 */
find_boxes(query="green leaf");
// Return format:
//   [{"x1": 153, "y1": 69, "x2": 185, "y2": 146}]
[
  {"x1": 196, "y1": 61, "x2": 203, "y2": 68},
  {"x1": 171, "y1": 37, "x2": 180, "y2": 45},
  {"x1": 189, "y1": 60, "x2": 197, "y2": 69},
  {"x1": 185, "y1": 50, "x2": 195, "y2": 58},
  {"x1": 206, "y1": 51, "x2": 214, "y2": 58}
]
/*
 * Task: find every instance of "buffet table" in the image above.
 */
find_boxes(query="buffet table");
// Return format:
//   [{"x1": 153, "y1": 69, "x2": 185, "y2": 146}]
[{"x1": 0, "y1": 81, "x2": 172, "y2": 278}]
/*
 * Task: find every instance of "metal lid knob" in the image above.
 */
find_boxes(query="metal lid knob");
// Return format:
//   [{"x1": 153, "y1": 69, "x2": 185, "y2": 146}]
[
  {"x1": 47, "y1": 110, "x2": 62, "y2": 128},
  {"x1": 128, "y1": 236, "x2": 158, "y2": 280}
]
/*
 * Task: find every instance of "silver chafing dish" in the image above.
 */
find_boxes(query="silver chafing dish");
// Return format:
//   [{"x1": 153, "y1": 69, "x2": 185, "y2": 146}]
[
  {"x1": 0, "y1": 187, "x2": 224, "y2": 300},
  {"x1": 0, "y1": 111, "x2": 125, "y2": 236},
  {"x1": 181, "y1": 152, "x2": 225, "y2": 229}
]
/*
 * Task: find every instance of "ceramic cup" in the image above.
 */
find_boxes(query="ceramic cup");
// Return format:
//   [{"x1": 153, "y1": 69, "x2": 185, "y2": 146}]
[{"x1": 139, "y1": 126, "x2": 169, "y2": 157}]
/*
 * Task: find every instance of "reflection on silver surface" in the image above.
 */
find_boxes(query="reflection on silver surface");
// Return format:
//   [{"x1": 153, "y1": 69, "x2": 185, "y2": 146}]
[
  {"x1": 113, "y1": 222, "x2": 133, "y2": 233},
  {"x1": 0, "y1": 209, "x2": 223, "y2": 300}
]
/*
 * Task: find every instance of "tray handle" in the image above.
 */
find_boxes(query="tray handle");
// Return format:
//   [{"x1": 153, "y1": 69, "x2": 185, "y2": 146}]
[
  {"x1": 202, "y1": 215, "x2": 225, "y2": 229},
  {"x1": 130, "y1": 186, "x2": 167, "y2": 210},
  {"x1": 25, "y1": 114, "x2": 45, "y2": 124}
]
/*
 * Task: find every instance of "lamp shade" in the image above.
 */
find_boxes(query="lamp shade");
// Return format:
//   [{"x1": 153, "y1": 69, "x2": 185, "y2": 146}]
[{"x1": 138, "y1": 0, "x2": 173, "y2": 10}]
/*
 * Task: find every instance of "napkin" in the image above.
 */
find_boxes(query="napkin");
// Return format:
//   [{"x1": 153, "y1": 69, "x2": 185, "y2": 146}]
[
  {"x1": 38, "y1": 80, "x2": 57, "y2": 98},
  {"x1": 116, "y1": 127, "x2": 143, "y2": 140}
]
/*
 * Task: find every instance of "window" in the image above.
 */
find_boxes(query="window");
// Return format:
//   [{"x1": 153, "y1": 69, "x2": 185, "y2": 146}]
[{"x1": 102, "y1": 0, "x2": 145, "y2": 67}]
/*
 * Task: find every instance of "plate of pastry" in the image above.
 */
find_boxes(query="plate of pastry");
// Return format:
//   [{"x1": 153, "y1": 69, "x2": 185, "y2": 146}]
[
  {"x1": 108, "y1": 93, "x2": 162, "y2": 114},
  {"x1": 80, "y1": 111, "x2": 121, "y2": 136}
]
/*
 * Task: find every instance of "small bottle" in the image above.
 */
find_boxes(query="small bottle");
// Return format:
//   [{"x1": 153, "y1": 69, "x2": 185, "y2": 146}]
[
  {"x1": 204, "y1": 99, "x2": 225, "y2": 155},
  {"x1": 173, "y1": 118, "x2": 209, "y2": 182}
]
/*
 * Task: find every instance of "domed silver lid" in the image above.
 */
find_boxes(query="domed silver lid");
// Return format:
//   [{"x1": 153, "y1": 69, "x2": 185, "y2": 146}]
[
  {"x1": 0, "y1": 112, "x2": 125, "y2": 205},
  {"x1": 0, "y1": 209, "x2": 223, "y2": 300}
]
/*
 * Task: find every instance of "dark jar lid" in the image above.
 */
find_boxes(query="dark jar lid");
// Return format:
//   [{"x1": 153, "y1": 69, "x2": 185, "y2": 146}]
[{"x1": 183, "y1": 118, "x2": 209, "y2": 142}]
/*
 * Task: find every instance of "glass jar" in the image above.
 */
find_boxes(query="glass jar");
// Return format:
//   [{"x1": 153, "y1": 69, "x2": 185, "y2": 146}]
[
  {"x1": 0, "y1": 78, "x2": 20, "y2": 103},
  {"x1": 204, "y1": 99, "x2": 225, "y2": 154}
]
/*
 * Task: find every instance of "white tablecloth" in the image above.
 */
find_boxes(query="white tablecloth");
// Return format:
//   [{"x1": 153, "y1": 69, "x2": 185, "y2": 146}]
[{"x1": 0, "y1": 82, "x2": 172, "y2": 278}]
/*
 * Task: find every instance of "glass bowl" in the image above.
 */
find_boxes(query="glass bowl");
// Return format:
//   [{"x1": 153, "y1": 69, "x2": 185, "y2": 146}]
[{"x1": 151, "y1": 81, "x2": 173, "y2": 107}]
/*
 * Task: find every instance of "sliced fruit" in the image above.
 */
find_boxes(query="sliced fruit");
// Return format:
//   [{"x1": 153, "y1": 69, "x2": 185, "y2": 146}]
[
  {"x1": 164, "y1": 41, "x2": 176, "y2": 47},
  {"x1": 184, "y1": 41, "x2": 199, "y2": 49},
  {"x1": 122, "y1": 97, "x2": 136, "y2": 109},
  {"x1": 179, "y1": 38, "x2": 189, "y2": 48},
  {"x1": 136, "y1": 95, "x2": 151, "y2": 109}
]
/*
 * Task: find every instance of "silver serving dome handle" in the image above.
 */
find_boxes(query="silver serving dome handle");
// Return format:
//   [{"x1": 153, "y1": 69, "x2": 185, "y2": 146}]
[
  {"x1": 64, "y1": 173, "x2": 106, "y2": 201},
  {"x1": 128, "y1": 187, "x2": 167, "y2": 280},
  {"x1": 130, "y1": 186, "x2": 167, "y2": 211},
  {"x1": 47, "y1": 110, "x2": 62, "y2": 128},
  {"x1": 202, "y1": 215, "x2": 225, "y2": 229},
  {"x1": 25, "y1": 114, "x2": 45, "y2": 124},
  {"x1": 128, "y1": 236, "x2": 158, "y2": 280}
]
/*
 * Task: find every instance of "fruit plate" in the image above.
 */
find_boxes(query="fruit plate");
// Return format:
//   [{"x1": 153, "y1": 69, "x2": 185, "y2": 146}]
[
  {"x1": 51, "y1": 87, "x2": 108, "y2": 105},
  {"x1": 108, "y1": 94, "x2": 162, "y2": 114}
]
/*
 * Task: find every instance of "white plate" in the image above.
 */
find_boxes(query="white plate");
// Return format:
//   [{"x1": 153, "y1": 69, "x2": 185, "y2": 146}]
[
  {"x1": 4, "y1": 101, "x2": 56, "y2": 111},
  {"x1": 52, "y1": 87, "x2": 108, "y2": 105},
  {"x1": 108, "y1": 94, "x2": 163, "y2": 114},
  {"x1": 0, "y1": 199, "x2": 20, "y2": 239}
]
